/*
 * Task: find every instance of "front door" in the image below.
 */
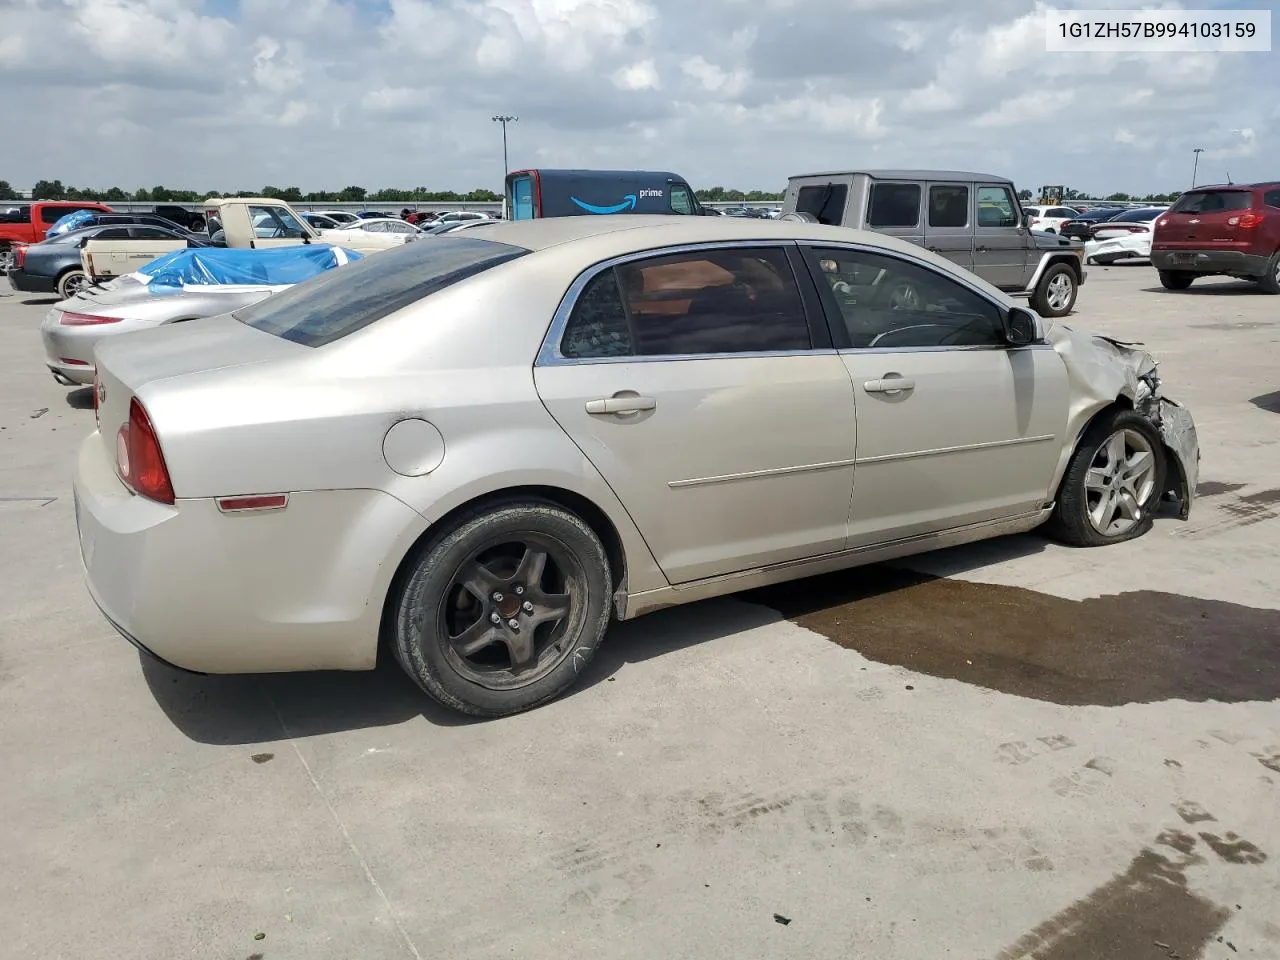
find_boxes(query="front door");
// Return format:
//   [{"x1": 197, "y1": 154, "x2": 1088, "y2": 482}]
[
  {"x1": 801, "y1": 243, "x2": 1069, "y2": 547},
  {"x1": 973, "y1": 183, "x2": 1030, "y2": 290},
  {"x1": 510, "y1": 175, "x2": 535, "y2": 220},
  {"x1": 923, "y1": 181, "x2": 974, "y2": 271},
  {"x1": 534, "y1": 243, "x2": 858, "y2": 585}
]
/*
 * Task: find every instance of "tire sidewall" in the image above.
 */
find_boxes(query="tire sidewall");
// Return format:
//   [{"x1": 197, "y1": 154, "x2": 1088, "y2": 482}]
[
  {"x1": 58, "y1": 269, "x2": 86, "y2": 300},
  {"x1": 394, "y1": 502, "x2": 612, "y2": 717},
  {"x1": 1034, "y1": 263, "x2": 1076, "y2": 317}
]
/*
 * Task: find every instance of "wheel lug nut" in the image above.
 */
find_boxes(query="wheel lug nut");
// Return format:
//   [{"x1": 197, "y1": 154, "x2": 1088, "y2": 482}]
[
  {"x1": 507, "y1": 619, "x2": 520, "y2": 630},
  {"x1": 492, "y1": 592, "x2": 503, "y2": 602},
  {"x1": 490, "y1": 612, "x2": 501, "y2": 624},
  {"x1": 522, "y1": 601, "x2": 533, "y2": 613},
  {"x1": 514, "y1": 585, "x2": 524, "y2": 595}
]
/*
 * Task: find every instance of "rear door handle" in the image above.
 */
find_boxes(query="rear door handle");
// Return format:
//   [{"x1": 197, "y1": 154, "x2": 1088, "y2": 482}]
[
  {"x1": 585, "y1": 395, "x2": 657, "y2": 415},
  {"x1": 863, "y1": 378, "x2": 915, "y2": 394}
]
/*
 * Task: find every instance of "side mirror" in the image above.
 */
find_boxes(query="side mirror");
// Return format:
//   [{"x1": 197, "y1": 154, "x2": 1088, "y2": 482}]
[{"x1": 1005, "y1": 307, "x2": 1039, "y2": 346}]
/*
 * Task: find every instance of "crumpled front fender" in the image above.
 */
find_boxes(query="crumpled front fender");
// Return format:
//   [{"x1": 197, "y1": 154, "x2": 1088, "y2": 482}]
[{"x1": 1152, "y1": 397, "x2": 1199, "y2": 520}]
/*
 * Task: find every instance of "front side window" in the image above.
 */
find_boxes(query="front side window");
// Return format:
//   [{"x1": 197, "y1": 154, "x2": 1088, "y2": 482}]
[
  {"x1": 559, "y1": 247, "x2": 811, "y2": 358},
  {"x1": 928, "y1": 185, "x2": 969, "y2": 228},
  {"x1": 867, "y1": 183, "x2": 921, "y2": 228},
  {"x1": 234, "y1": 236, "x2": 529, "y2": 347},
  {"x1": 248, "y1": 205, "x2": 308, "y2": 238},
  {"x1": 669, "y1": 185, "x2": 696, "y2": 215},
  {"x1": 976, "y1": 186, "x2": 1018, "y2": 228},
  {"x1": 808, "y1": 246, "x2": 1006, "y2": 349}
]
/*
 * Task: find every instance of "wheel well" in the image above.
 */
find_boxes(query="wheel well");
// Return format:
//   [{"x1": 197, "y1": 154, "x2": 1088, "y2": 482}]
[
  {"x1": 376, "y1": 485, "x2": 629, "y2": 661},
  {"x1": 1046, "y1": 255, "x2": 1082, "y2": 282},
  {"x1": 1052, "y1": 398, "x2": 1133, "y2": 500}
]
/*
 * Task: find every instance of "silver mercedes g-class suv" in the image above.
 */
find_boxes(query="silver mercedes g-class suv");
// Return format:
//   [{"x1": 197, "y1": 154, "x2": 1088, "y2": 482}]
[{"x1": 780, "y1": 170, "x2": 1087, "y2": 317}]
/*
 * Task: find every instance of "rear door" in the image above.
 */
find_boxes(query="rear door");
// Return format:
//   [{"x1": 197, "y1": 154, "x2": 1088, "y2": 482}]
[
  {"x1": 533, "y1": 242, "x2": 858, "y2": 585},
  {"x1": 1155, "y1": 189, "x2": 1255, "y2": 252},
  {"x1": 923, "y1": 181, "x2": 973, "y2": 270}
]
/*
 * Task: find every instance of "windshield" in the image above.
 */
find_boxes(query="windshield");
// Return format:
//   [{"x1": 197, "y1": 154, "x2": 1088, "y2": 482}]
[
  {"x1": 233, "y1": 236, "x2": 529, "y2": 347},
  {"x1": 1170, "y1": 190, "x2": 1253, "y2": 214}
]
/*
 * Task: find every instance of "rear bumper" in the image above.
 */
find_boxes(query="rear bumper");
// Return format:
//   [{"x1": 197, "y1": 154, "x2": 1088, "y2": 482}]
[
  {"x1": 1086, "y1": 235, "x2": 1152, "y2": 261},
  {"x1": 41, "y1": 310, "x2": 99, "y2": 384},
  {"x1": 1151, "y1": 249, "x2": 1269, "y2": 276},
  {"x1": 7, "y1": 267, "x2": 57, "y2": 293},
  {"x1": 73, "y1": 433, "x2": 426, "y2": 674}
]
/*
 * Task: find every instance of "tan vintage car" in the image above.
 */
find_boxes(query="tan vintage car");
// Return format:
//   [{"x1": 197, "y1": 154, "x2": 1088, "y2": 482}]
[{"x1": 74, "y1": 215, "x2": 1198, "y2": 718}]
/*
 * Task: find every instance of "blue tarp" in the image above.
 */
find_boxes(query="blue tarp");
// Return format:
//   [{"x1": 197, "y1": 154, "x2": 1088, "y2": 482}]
[
  {"x1": 134, "y1": 244, "x2": 364, "y2": 290},
  {"x1": 47, "y1": 210, "x2": 98, "y2": 235}
]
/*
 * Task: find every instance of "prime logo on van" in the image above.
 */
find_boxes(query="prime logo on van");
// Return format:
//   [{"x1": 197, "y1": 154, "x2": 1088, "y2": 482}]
[{"x1": 570, "y1": 188, "x2": 664, "y2": 215}]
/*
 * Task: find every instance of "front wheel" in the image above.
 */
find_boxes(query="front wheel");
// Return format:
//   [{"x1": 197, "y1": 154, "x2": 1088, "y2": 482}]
[
  {"x1": 57, "y1": 268, "x2": 89, "y2": 300},
  {"x1": 1158, "y1": 270, "x2": 1194, "y2": 291},
  {"x1": 0, "y1": 244, "x2": 12, "y2": 275},
  {"x1": 1030, "y1": 262, "x2": 1077, "y2": 317},
  {"x1": 391, "y1": 500, "x2": 612, "y2": 717},
  {"x1": 1045, "y1": 409, "x2": 1167, "y2": 547}
]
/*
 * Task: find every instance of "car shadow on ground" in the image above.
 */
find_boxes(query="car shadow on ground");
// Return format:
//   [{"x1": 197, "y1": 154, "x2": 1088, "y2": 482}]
[
  {"x1": 64, "y1": 387, "x2": 93, "y2": 410},
  {"x1": 142, "y1": 533, "x2": 1054, "y2": 744},
  {"x1": 1141, "y1": 280, "x2": 1261, "y2": 296},
  {"x1": 21, "y1": 297, "x2": 59, "y2": 306}
]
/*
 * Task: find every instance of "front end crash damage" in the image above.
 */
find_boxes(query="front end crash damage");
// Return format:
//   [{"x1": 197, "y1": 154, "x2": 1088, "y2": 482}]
[{"x1": 1047, "y1": 322, "x2": 1200, "y2": 520}]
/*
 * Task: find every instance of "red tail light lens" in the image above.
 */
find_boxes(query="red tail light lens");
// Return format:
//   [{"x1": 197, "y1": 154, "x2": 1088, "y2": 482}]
[
  {"x1": 1234, "y1": 212, "x2": 1264, "y2": 229},
  {"x1": 116, "y1": 398, "x2": 175, "y2": 504},
  {"x1": 61, "y1": 311, "x2": 123, "y2": 326},
  {"x1": 14, "y1": 244, "x2": 27, "y2": 268}
]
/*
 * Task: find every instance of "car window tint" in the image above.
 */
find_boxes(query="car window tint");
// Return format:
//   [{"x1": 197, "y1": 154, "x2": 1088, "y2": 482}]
[
  {"x1": 867, "y1": 183, "x2": 920, "y2": 228},
  {"x1": 94, "y1": 228, "x2": 133, "y2": 240},
  {"x1": 1265, "y1": 190, "x2": 1280, "y2": 209},
  {"x1": 669, "y1": 184, "x2": 696, "y2": 215},
  {"x1": 809, "y1": 246, "x2": 1005, "y2": 349},
  {"x1": 795, "y1": 184, "x2": 848, "y2": 225},
  {"x1": 561, "y1": 271, "x2": 634, "y2": 359},
  {"x1": 976, "y1": 187, "x2": 1018, "y2": 227},
  {"x1": 234, "y1": 237, "x2": 529, "y2": 347},
  {"x1": 1170, "y1": 190, "x2": 1252, "y2": 214},
  {"x1": 130, "y1": 227, "x2": 178, "y2": 239},
  {"x1": 928, "y1": 185, "x2": 968, "y2": 228}
]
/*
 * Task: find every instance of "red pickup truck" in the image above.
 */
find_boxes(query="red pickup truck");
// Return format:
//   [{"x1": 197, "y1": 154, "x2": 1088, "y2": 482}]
[{"x1": 0, "y1": 200, "x2": 113, "y2": 274}]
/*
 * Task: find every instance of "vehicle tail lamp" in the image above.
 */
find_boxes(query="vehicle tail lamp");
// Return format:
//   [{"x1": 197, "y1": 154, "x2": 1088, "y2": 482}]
[
  {"x1": 13, "y1": 244, "x2": 27, "y2": 268},
  {"x1": 60, "y1": 312, "x2": 123, "y2": 326},
  {"x1": 1232, "y1": 212, "x2": 1264, "y2": 229},
  {"x1": 116, "y1": 397, "x2": 175, "y2": 504}
]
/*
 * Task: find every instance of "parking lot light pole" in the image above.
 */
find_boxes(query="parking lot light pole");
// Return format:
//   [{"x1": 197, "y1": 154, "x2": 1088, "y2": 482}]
[
  {"x1": 492, "y1": 115, "x2": 518, "y2": 181},
  {"x1": 1191, "y1": 147, "x2": 1204, "y2": 188}
]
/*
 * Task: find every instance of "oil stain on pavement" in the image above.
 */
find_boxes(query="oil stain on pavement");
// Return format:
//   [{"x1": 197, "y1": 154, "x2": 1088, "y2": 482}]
[{"x1": 743, "y1": 567, "x2": 1280, "y2": 706}]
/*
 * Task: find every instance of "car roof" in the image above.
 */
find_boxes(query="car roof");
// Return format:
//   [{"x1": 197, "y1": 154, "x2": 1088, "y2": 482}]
[
  {"x1": 1189, "y1": 182, "x2": 1278, "y2": 190},
  {"x1": 511, "y1": 168, "x2": 685, "y2": 180},
  {"x1": 789, "y1": 169, "x2": 1013, "y2": 183}
]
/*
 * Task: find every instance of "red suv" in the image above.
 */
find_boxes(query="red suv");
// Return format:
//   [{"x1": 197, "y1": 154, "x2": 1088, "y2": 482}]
[{"x1": 1151, "y1": 182, "x2": 1280, "y2": 292}]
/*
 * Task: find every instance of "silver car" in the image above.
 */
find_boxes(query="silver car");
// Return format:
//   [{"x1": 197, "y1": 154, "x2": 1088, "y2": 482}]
[
  {"x1": 42, "y1": 279, "x2": 284, "y2": 385},
  {"x1": 73, "y1": 216, "x2": 1199, "y2": 717}
]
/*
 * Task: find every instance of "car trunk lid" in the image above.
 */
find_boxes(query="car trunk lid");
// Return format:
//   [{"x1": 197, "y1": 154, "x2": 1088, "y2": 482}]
[
  {"x1": 1155, "y1": 188, "x2": 1257, "y2": 249},
  {"x1": 93, "y1": 314, "x2": 302, "y2": 463}
]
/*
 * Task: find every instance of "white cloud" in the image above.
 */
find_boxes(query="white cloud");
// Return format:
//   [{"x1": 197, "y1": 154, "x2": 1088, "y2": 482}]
[
  {"x1": 681, "y1": 56, "x2": 749, "y2": 96},
  {"x1": 613, "y1": 59, "x2": 660, "y2": 90}
]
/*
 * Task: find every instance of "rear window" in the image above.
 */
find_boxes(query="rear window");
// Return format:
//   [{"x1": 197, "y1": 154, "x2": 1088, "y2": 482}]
[
  {"x1": 1110, "y1": 208, "x2": 1165, "y2": 222},
  {"x1": 795, "y1": 183, "x2": 848, "y2": 226},
  {"x1": 233, "y1": 236, "x2": 529, "y2": 347},
  {"x1": 1170, "y1": 190, "x2": 1252, "y2": 214}
]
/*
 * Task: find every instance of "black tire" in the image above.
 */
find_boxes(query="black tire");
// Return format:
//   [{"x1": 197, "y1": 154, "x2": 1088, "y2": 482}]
[
  {"x1": 1256, "y1": 251, "x2": 1280, "y2": 294},
  {"x1": 1044, "y1": 409, "x2": 1167, "y2": 548},
  {"x1": 0, "y1": 243, "x2": 12, "y2": 275},
  {"x1": 57, "y1": 268, "x2": 88, "y2": 300},
  {"x1": 1030, "y1": 262, "x2": 1077, "y2": 317},
  {"x1": 391, "y1": 500, "x2": 612, "y2": 717},
  {"x1": 1158, "y1": 270, "x2": 1194, "y2": 291}
]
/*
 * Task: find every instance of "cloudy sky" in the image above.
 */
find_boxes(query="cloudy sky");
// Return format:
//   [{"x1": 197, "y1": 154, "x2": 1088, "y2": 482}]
[{"x1": 0, "y1": 0, "x2": 1275, "y2": 196}]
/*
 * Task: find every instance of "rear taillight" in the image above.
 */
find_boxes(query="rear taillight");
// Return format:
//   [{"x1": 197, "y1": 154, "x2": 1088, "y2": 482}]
[
  {"x1": 14, "y1": 244, "x2": 27, "y2": 268},
  {"x1": 60, "y1": 311, "x2": 122, "y2": 326},
  {"x1": 1233, "y1": 212, "x2": 1264, "y2": 229},
  {"x1": 116, "y1": 397, "x2": 175, "y2": 504}
]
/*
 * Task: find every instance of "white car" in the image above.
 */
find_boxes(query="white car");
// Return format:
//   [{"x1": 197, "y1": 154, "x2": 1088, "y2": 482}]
[
  {"x1": 435, "y1": 210, "x2": 496, "y2": 224},
  {"x1": 314, "y1": 210, "x2": 360, "y2": 225},
  {"x1": 1024, "y1": 206, "x2": 1081, "y2": 234},
  {"x1": 1085, "y1": 207, "x2": 1169, "y2": 265},
  {"x1": 334, "y1": 218, "x2": 422, "y2": 242}
]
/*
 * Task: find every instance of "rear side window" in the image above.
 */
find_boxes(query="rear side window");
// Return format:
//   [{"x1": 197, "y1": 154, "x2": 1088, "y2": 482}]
[
  {"x1": 867, "y1": 183, "x2": 921, "y2": 228},
  {"x1": 234, "y1": 237, "x2": 530, "y2": 347},
  {"x1": 928, "y1": 185, "x2": 968, "y2": 227},
  {"x1": 1266, "y1": 190, "x2": 1280, "y2": 209},
  {"x1": 1170, "y1": 190, "x2": 1252, "y2": 213},
  {"x1": 560, "y1": 247, "x2": 811, "y2": 358},
  {"x1": 795, "y1": 184, "x2": 848, "y2": 226},
  {"x1": 93, "y1": 228, "x2": 133, "y2": 240}
]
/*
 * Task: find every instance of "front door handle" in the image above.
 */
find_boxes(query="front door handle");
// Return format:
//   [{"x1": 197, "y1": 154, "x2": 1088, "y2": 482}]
[
  {"x1": 585, "y1": 395, "x2": 657, "y2": 415},
  {"x1": 864, "y1": 377, "x2": 915, "y2": 394}
]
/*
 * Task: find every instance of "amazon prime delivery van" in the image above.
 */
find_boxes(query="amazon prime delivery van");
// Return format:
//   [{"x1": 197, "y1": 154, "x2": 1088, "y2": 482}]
[{"x1": 505, "y1": 169, "x2": 707, "y2": 220}]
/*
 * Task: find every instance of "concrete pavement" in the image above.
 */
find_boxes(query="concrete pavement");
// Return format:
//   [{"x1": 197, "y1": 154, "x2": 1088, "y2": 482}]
[{"x1": 1, "y1": 265, "x2": 1277, "y2": 960}]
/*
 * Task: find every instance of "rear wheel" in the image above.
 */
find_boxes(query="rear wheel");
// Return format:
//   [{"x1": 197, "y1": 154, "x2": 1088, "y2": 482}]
[
  {"x1": 1158, "y1": 270, "x2": 1194, "y2": 290},
  {"x1": 391, "y1": 500, "x2": 612, "y2": 717},
  {"x1": 57, "y1": 268, "x2": 89, "y2": 300},
  {"x1": 0, "y1": 244, "x2": 12, "y2": 275},
  {"x1": 1256, "y1": 251, "x2": 1280, "y2": 294},
  {"x1": 1045, "y1": 409, "x2": 1167, "y2": 547},
  {"x1": 1030, "y1": 262, "x2": 1077, "y2": 317}
]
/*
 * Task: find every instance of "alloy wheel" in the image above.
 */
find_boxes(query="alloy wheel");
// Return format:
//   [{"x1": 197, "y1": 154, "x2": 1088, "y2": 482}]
[
  {"x1": 437, "y1": 536, "x2": 583, "y2": 690},
  {"x1": 1046, "y1": 274, "x2": 1073, "y2": 312},
  {"x1": 1084, "y1": 428, "x2": 1157, "y2": 536}
]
